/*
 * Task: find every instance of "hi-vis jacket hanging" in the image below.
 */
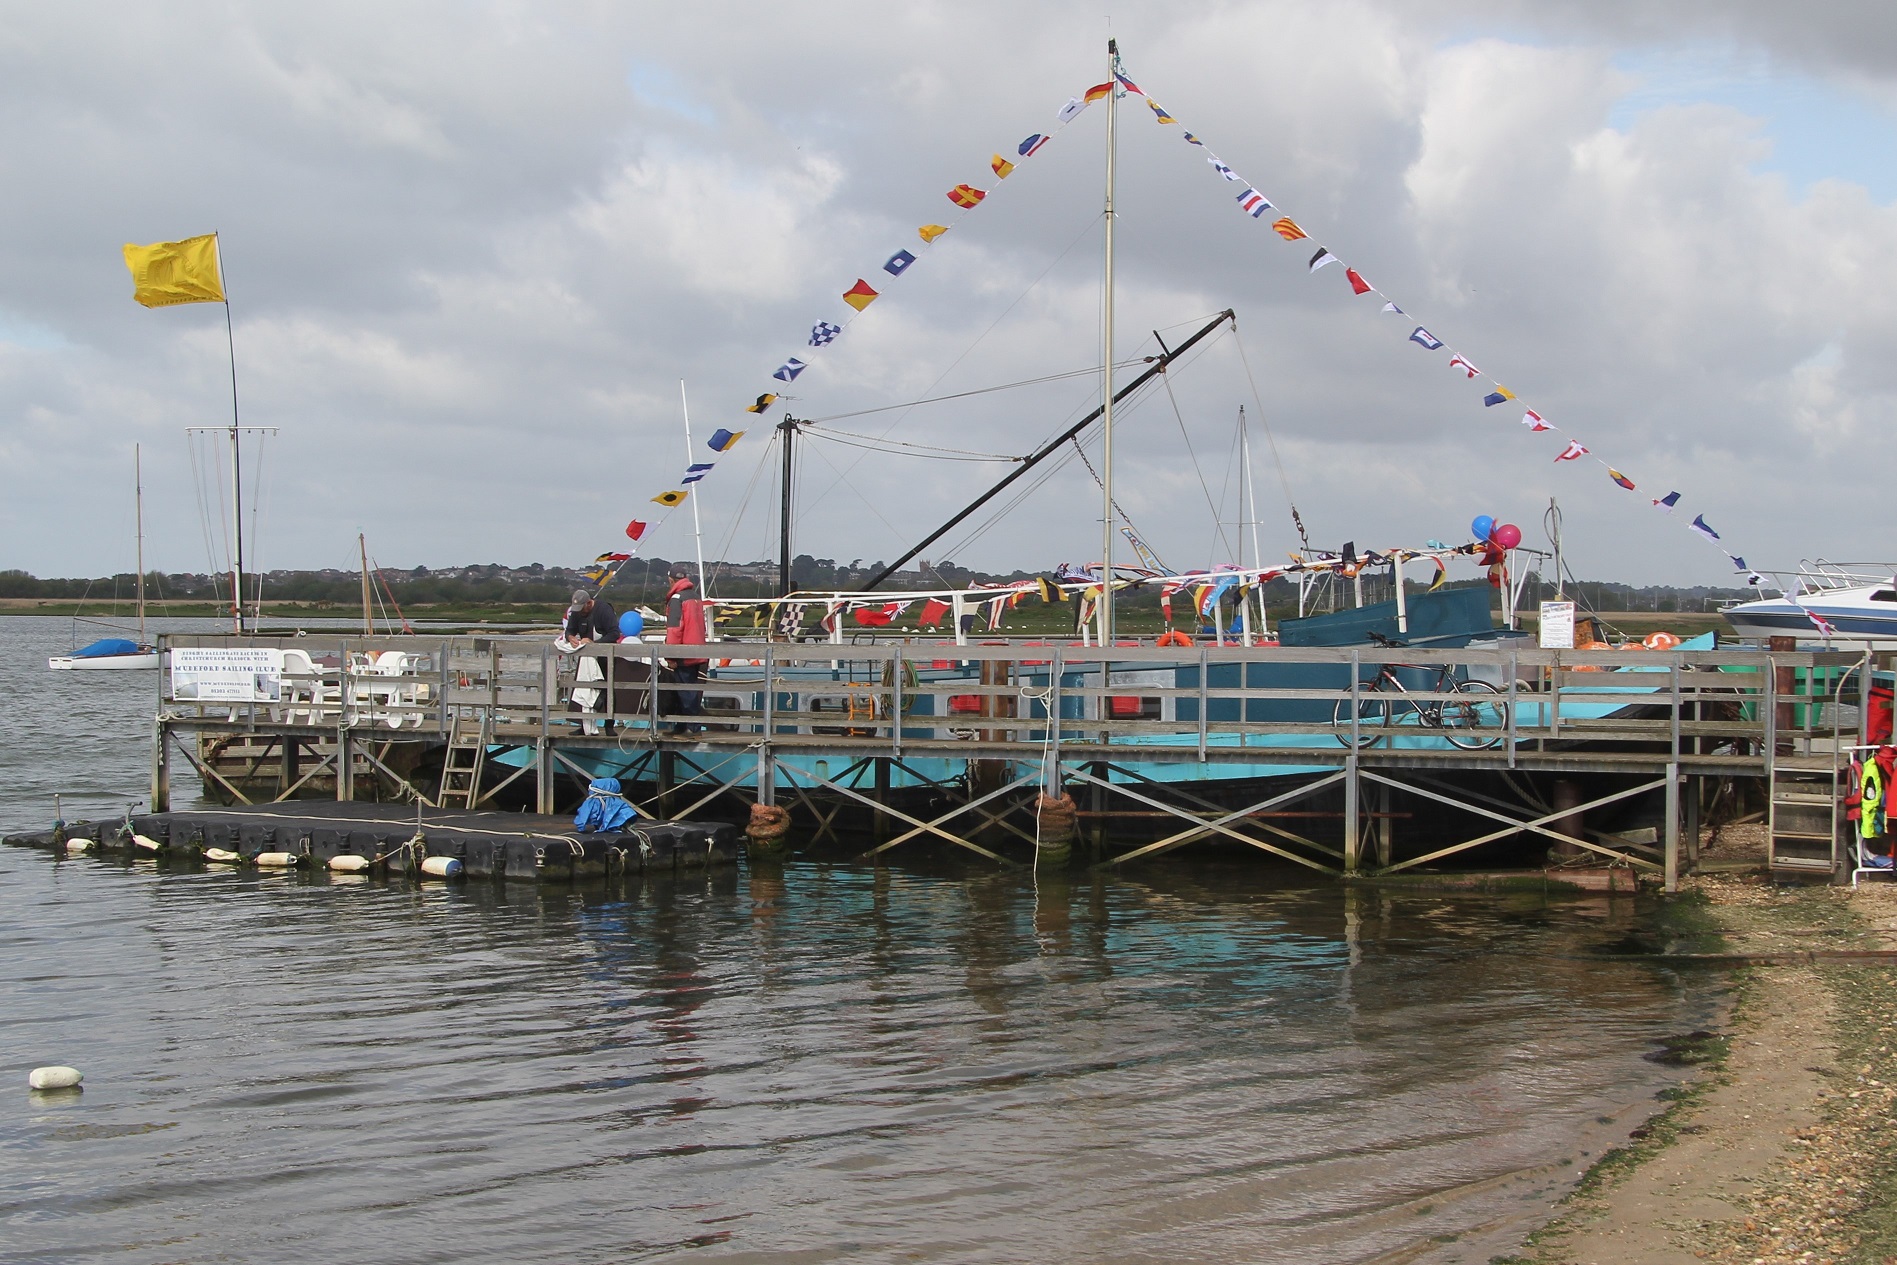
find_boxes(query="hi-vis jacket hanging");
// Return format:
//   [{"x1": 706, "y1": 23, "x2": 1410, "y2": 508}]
[{"x1": 1861, "y1": 757, "x2": 1887, "y2": 841}]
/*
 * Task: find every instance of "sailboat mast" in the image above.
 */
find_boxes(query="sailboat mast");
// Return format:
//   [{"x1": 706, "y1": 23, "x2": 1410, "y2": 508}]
[
  {"x1": 778, "y1": 417, "x2": 798, "y2": 596},
  {"x1": 1098, "y1": 37, "x2": 1120, "y2": 645},
  {"x1": 359, "y1": 532, "x2": 373, "y2": 636},
  {"x1": 221, "y1": 270, "x2": 244, "y2": 635},
  {"x1": 134, "y1": 443, "x2": 146, "y2": 644}
]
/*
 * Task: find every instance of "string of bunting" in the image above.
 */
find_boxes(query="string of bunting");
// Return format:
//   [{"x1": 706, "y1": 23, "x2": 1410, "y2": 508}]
[
  {"x1": 579, "y1": 80, "x2": 1127, "y2": 594},
  {"x1": 1110, "y1": 61, "x2": 1831, "y2": 630}
]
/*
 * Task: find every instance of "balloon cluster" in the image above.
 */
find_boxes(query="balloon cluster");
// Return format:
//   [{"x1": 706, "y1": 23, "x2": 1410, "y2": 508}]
[{"x1": 1471, "y1": 515, "x2": 1521, "y2": 550}]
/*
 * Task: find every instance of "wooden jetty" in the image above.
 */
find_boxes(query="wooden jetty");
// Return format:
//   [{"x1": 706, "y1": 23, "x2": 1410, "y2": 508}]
[{"x1": 145, "y1": 633, "x2": 1871, "y2": 889}]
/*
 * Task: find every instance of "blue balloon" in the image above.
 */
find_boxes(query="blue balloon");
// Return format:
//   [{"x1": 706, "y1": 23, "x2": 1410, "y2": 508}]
[
  {"x1": 618, "y1": 610, "x2": 645, "y2": 638},
  {"x1": 1470, "y1": 514, "x2": 1495, "y2": 543}
]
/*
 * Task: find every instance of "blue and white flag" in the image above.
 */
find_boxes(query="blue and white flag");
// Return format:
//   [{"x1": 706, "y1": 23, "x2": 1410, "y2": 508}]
[
  {"x1": 883, "y1": 250, "x2": 917, "y2": 277},
  {"x1": 1409, "y1": 327, "x2": 1443, "y2": 350},
  {"x1": 773, "y1": 357, "x2": 808, "y2": 382},
  {"x1": 1210, "y1": 157, "x2": 1240, "y2": 181},
  {"x1": 808, "y1": 323, "x2": 841, "y2": 347},
  {"x1": 681, "y1": 463, "x2": 714, "y2": 485},
  {"x1": 1689, "y1": 514, "x2": 1721, "y2": 543},
  {"x1": 1652, "y1": 491, "x2": 1681, "y2": 514}
]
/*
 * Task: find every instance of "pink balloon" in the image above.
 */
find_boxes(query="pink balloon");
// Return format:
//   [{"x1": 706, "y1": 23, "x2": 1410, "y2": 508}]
[{"x1": 1493, "y1": 523, "x2": 1522, "y2": 550}]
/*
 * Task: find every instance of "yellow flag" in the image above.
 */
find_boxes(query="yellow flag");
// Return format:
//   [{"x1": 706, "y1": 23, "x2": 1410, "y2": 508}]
[
  {"x1": 652, "y1": 490, "x2": 688, "y2": 507},
  {"x1": 122, "y1": 234, "x2": 225, "y2": 308},
  {"x1": 918, "y1": 224, "x2": 949, "y2": 244}
]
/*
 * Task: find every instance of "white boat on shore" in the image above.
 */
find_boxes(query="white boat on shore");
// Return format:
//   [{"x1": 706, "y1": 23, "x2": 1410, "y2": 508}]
[{"x1": 1722, "y1": 563, "x2": 1897, "y2": 645}]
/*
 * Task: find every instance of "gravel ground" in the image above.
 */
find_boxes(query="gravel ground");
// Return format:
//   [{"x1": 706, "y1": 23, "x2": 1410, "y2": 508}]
[{"x1": 1508, "y1": 867, "x2": 1897, "y2": 1265}]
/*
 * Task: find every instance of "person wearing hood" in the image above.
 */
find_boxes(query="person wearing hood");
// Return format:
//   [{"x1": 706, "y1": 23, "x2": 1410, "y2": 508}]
[
  {"x1": 574, "y1": 777, "x2": 638, "y2": 832},
  {"x1": 663, "y1": 565, "x2": 708, "y2": 728}
]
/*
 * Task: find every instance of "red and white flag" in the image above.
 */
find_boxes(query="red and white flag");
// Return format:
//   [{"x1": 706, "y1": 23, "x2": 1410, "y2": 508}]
[
  {"x1": 1520, "y1": 409, "x2": 1551, "y2": 431},
  {"x1": 1554, "y1": 440, "x2": 1589, "y2": 462},
  {"x1": 1448, "y1": 354, "x2": 1481, "y2": 379}
]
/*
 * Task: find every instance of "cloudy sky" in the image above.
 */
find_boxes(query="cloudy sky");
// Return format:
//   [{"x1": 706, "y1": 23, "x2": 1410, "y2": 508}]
[{"x1": 3, "y1": 1, "x2": 1895, "y2": 587}]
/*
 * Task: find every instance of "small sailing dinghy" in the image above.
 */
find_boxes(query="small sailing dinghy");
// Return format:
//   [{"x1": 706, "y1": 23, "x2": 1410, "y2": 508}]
[
  {"x1": 49, "y1": 445, "x2": 159, "y2": 671},
  {"x1": 49, "y1": 638, "x2": 160, "y2": 671}
]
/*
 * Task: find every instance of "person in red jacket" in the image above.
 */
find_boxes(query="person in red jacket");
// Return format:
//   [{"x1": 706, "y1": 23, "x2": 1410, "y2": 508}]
[{"x1": 664, "y1": 565, "x2": 709, "y2": 730}]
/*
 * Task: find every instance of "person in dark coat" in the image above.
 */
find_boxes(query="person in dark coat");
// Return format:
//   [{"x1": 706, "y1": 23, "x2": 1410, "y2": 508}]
[{"x1": 564, "y1": 589, "x2": 619, "y2": 645}]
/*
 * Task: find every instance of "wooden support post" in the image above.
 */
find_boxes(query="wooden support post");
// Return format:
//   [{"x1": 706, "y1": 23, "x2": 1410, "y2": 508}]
[
  {"x1": 1770, "y1": 636, "x2": 1796, "y2": 754},
  {"x1": 1343, "y1": 751, "x2": 1360, "y2": 873},
  {"x1": 1372, "y1": 781, "x2": 1393, "y2": 870},
  {"x1": 535, "y1": 737, "x2": 552, "y2": 815},
  {"x1": 150, "y1": 718, "x2": 170, "y2": 812},
  {"x1": 1684, "y1": 774, "x2": 1701, "y2": 872},
  {"x1": 1664, "y1": 761, "x2": 1681, "y2": 893},
  {"x1": 874, "y1": 756, "x2": 892, "y2": 843},
  {"x1": 281, "y1": 735, "x2": 300, "y2": 796},
  {"x1": 659, "y1": 749, "x2": 676, "y2": 818},
  {"x1": 336, "y1": 728, "x2": 354, "y2": 802},
  {"x1": 1551, "y1": 779, "x2": 1584, "y2": 858}
]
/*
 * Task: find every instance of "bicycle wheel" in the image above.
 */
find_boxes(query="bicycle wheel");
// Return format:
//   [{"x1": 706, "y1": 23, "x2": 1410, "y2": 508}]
[
  {"x1": 1333, "y1": 681, "x2": 1396, "y2": 747},
  {"x1": 1443, "y1": 678, "x2": 1505, "y2": 750}
]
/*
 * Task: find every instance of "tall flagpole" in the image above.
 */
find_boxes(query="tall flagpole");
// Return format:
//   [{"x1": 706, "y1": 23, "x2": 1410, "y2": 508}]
[
  {"x1": 1098, "y1": 38, "x2": 1120, "y2": 646},
  {"x1": 681, "y1": 380, "x2": 707, "y2": 598},
  {"x1": 217, "y1": 232, "x2": 244, "y2": 635}
]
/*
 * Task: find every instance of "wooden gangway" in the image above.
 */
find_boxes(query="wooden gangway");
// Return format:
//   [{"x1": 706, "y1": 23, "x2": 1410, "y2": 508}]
[{"x1": 150, "y1": 633, "x2": 1871, "y2": 886}]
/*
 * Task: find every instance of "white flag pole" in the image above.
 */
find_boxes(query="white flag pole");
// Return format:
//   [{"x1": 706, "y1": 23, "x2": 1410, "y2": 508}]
[{"x1": 681, "y1": 380, "x2": 707, "y2": 599}]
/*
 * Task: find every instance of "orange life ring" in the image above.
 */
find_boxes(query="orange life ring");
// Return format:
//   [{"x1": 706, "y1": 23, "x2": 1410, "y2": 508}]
[
  {"x1": 1643, "y1": 631, "x2": 1682, "y2": 651},
  {"x1": 1156, "y1": 629, "x2": 1194, "y2": 647}
]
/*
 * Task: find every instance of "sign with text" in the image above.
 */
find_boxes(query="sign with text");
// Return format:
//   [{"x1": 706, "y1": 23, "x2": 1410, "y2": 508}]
[
  {"x1": 1538, "y1": 601, "x2": 1577, "y2": 650},
  {"x1": 168, "y1": 647, "x2": 284, "y2": 702}
]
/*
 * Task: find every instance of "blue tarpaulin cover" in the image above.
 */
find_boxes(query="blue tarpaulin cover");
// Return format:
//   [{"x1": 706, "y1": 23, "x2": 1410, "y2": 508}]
[
  {"x1": 574, "y1": 777, "x2": 638, "y2": 832},
  {"x1": 72, "y1": 638, "x2": 141, "y2": 658}
]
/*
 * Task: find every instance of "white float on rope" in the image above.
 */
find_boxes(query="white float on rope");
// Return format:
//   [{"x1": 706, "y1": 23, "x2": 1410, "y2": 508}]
[
  {"x1": 28, "y1": 1066, "x2": 83, "y2": 1090},
  {"x1": 203, "y1": 847, "x2": 241, "y2": 864},
  {"x1": 254, "y1": 852, "x2": 301, "y2": 868},
  {"x1": 419, "y1": 856, "x2": 463, "y2": 878},
  {"x1": 327, "y1": 855, "x2": 372, "y2": 872}
]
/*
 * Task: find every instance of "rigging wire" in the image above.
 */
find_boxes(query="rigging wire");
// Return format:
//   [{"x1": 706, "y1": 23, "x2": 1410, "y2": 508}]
[
  {"x1": 1231, "y1": 323, "x2": 1310, "y2": 552},
  {"x1": 803, "y1": 429, "x2": 1022, "y2": 463},
  {"x1": 706, "y1": 427, "x2": 780, "y2": 592},
  {"x1": 1157, "y1": 368, "x2": 1238, "y2": 566},
  {"x1": 247, "y1": 431, "x2": 270, "y2": 620},
  {"x1": 792, "y1": 213, "x2": 1105, "y2": 514},
  {"x1": 804, "y1": 360, "x2": 1152, "y2": 424},
  {"x1": 186, "y1": 430, "x2": 228, "y2": 610}
]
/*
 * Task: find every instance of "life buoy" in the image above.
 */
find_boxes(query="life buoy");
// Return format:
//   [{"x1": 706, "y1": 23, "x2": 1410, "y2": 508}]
[
  {"x1": 1643, "y1": 631, "x2": 1682, "y2": 651},
  {"x1": 1156, "y1": 629, "x2": 1194, "y2": 647}
]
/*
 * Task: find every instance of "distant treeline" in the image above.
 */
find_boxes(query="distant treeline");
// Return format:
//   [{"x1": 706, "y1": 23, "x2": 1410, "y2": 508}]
[{"x1": 0, "y1": 564, "x2": 1758, "y2": 613}]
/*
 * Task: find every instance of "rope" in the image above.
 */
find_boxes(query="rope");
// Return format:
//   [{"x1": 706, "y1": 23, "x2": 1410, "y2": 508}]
[{"x1": 1232, "y1": 324, "x2": 1309, "y2": 551}]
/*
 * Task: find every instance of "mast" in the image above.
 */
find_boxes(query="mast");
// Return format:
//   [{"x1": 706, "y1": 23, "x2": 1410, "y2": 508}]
[
  {"x1": 220, "y1": 240, "x2": 243, "y2": 635},
  {"x1": 861, "y1": 310, "x2": 1234, "y2": 590},
  {"x1": 359, "y1": 532, "x2": 373, "y2": 635},
  {"x1": 680, "y1": 380, "x2": 707, "y2": 597},
  {"x1": 1098, "y1": 36, "x2": 1120, "y2": 645},
  {"x1": 778, "y1": 416, "x2": 798, "y2": 595},
  {"x1": 1240, "y1": 406, "x2": 1265, "y2": 638},
  {"x1": 134, "y1": 443, "x2": 146, "y2": 644}
]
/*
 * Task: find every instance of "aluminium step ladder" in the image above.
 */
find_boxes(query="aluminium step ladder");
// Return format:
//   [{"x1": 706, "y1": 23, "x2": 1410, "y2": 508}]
[
  {"x1": 436, "y1": 713, "x2": 490, "y2": 809},
  {"x1": 1768, "y1": 752, "x2": 1843, "y2": 876}
]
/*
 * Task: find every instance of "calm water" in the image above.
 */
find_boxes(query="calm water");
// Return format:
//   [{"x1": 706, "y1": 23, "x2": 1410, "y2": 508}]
[{"x1": 0, "y1": 616, "x2": 1721, "y2": 1264}]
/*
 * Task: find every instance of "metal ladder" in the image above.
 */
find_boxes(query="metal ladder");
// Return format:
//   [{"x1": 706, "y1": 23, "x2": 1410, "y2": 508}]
[{"x1": 437, "y1": 712, "x2": 489, "y2": 809}]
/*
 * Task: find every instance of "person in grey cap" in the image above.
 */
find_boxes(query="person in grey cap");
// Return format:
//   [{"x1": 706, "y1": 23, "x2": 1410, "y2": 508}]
[{"x1": 563, "y1": 588, "x2": 620, "y2": 645}]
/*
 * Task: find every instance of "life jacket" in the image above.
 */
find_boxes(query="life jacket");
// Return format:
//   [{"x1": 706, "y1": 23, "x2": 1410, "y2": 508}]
[
  {"x1": 574, "y1": 778, "x2": 638, "y2": 832},
  {"x1": 1861, "y1": 758, "x2": 1886, "y2": 841}
]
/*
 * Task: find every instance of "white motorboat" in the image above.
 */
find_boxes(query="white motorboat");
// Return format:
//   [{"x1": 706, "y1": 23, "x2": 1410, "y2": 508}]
[{"x1": 1722, "y1": 563, "x2": 1897, "y2": 645}]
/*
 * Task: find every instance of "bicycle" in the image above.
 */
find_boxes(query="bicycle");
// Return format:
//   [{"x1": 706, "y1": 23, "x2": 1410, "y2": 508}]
[{"x1": 1332, "y1": 632, "x2": 1506, "y2": 750}]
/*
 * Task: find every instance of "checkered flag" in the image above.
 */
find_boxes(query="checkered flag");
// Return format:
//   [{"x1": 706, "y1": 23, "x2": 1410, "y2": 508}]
[{"x1": 808, "y1": 321, "x2": 842, "y2": 347}]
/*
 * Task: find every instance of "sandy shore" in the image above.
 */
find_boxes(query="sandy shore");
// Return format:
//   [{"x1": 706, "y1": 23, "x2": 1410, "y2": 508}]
[{"x1": 1508, "y1": 833, "x2": 1897, "y2": 1265}]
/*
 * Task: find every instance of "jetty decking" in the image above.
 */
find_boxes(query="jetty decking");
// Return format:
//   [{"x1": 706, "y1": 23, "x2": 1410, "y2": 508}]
[{"x1": 146, "y1": 633, "x2": 1870, "y2": 887}]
